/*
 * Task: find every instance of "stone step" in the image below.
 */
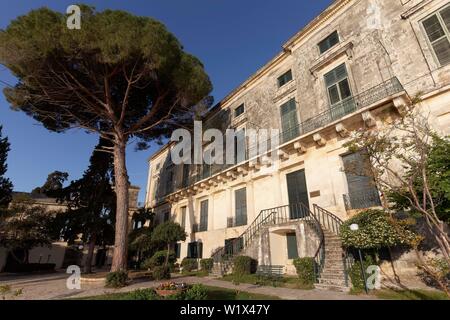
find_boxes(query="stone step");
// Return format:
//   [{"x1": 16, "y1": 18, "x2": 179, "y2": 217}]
[
  {"x1": 314, "y1": 283, "x2": 350, "y2": 292},
  {"x1": 318, "y1": 278, "x2": 348, "y2": 287},
  {"x1": 322, "y1": 267, "x2": 346, "y2": 273},
  {"x1": 319, "y1": 272, "x2": 346, "y2": 279}
]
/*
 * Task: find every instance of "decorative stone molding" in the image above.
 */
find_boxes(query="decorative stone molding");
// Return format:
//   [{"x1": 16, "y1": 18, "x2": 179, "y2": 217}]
[
  {"x1": 393, "y1": 95, "x2": 409, "y2": 115},
  {"x1": 310, "y1": 42, "x2": 354, "y2": 76},
  {"x1": 237, "y1": 167, "x2": 248, "y2": 175},
  {"x1": 335, "y1": 123, "x2": 349, "y2": 137},
  {"x1": 277, "y1": 149, "x2": 290, "y2": 160},
  {"x1": 362, "y1": 111, "x2": 376, "y2": 127},
  {"x1": 313, "y1": 133, "x2": 326, "y2": 146},
  {"x1": 294, "y1": 141, "x2": 307, "y2": 154}
]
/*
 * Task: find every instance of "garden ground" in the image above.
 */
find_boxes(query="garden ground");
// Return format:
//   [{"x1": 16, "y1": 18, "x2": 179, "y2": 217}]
[{"x1": 0, "y1": 271, "x2": 447, "y2": 300}]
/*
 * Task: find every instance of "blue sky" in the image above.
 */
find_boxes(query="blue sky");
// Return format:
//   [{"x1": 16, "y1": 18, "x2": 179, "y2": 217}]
[{"x1": 0, "y1": 0, "x2": 331, "y2": 203}]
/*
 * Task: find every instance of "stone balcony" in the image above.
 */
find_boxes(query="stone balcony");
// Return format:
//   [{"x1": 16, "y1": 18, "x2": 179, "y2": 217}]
[{"x1": 166, "y1": 77, "x2": 408, "y2": 203}]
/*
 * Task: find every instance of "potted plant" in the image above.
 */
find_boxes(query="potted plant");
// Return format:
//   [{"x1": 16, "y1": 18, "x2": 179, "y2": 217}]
[{"x1": 155, "y1": 282, "x2": 187, "y2": 297}]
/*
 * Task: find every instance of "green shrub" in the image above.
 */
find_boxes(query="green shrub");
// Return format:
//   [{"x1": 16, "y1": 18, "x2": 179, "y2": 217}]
[
  {"x1": 105, "y1": 271, "x2": 128, "y2": 288},
  {"x1": 340, "y1": 209, "x2": 418, "y2": 249},
  {"x1": 349, "y1": 255, "x2": 375, "y2": 292},
  {"x1": 184, "y1": 284, "x2": 208, "y2": 300},
  {"x1": 233, "y1": 256, "x2": 257, "y2": 276},
  {"x1": 152, "y1": 266, "x2": 171, "y2": 280},
  {"x1": 181, "y1": 258, "x2": 198, "y2": 272},
  {"x1": 293, "y1": 257, "x2": 316, "y2": 285},
  {"x1": 141, "y1": 250, "x2": 176, "y2": 269},
  {"x1": 200, "y1": 259, "x2": 214, "y2": 272},
  {"x1": 126, "y1": 288, "x2": 159, "y2": 300}
]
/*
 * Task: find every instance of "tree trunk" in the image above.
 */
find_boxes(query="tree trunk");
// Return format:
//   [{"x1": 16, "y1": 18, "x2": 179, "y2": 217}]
[
  {"x1": 111, "y1": 138, "x2": 130, "y2": 272},
  {"x1": 165, "y1": 243, "x2": 170, "y2": 267},
  {"x1": 84, "y1": 235, "x2": 96, "y2": 274}
]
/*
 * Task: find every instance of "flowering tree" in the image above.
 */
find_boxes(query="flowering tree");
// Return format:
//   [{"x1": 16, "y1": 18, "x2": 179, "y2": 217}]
[{"x1": 344, "y1": 97, "x2": 450, "y2": 296}]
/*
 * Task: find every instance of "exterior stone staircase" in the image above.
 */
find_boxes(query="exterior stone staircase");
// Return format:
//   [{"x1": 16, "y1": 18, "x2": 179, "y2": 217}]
[
  {"x1": 210, "y1": 203, "x2": 351, "y2": 292},
  {"x1": 314, "y1": 230, "x2": 350, "y2": 292}
]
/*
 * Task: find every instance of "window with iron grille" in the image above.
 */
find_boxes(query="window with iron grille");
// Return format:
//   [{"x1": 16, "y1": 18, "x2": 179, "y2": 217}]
[
  {"x1": 318, "y1": 30, "x2": 340, "y2": 54},
  {"x1": 234, "y1": 104, "x2": 245, "y2": 117},
  {"x1": 422, "y1": 5, "x2": 450, "y2": 67},
  {"x1": 199, "y1": 200, "x2": 208, "y2": 232},
  {"x1": 277, "y1": 70, "x2": 293, "y2": 88}
]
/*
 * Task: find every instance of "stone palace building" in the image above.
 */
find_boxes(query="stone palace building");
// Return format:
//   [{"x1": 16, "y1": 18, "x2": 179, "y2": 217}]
[{"x1": 144, "y1": 0, "x2": 450, "y2": 290}]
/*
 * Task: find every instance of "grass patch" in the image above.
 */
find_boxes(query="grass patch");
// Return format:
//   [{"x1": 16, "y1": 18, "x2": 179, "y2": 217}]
[
  {"x1": 221, "y1": 274, "x2": 314, "y2": 290},
  {"x1": 72, "y1": 285, "x2": 279, "y2": 300},
  {"x1": 374, "y1": 289, "x2": 449, "y2": 300}
]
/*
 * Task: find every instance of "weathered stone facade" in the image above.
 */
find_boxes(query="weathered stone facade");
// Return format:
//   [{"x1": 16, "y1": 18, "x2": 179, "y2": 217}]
[{"x1": 145, "y1": 0, "x2": 450, "y2": 280}]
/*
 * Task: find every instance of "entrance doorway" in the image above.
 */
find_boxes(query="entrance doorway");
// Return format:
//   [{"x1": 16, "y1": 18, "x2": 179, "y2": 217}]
[{"x1": 286, "y1": 169, "x2": 309, "y2": 219}]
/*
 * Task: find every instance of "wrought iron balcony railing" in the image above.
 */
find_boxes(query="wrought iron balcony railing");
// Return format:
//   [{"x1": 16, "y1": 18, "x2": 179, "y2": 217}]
[
  {"x1": 168, "y1": 77, "x2": 404, "y2": 191},
  {"x1": 343, "y1": 188, "x2": 382, "y2": 210}
]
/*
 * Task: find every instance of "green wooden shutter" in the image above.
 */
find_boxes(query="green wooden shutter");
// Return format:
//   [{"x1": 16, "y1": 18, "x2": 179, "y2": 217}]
[
  {"x1": 423, "y1": 13, "x2": 450, "y2": 66},
  {"x1": 235, "y1": 188, "x2": 247, "y2": 226},
  {"x1": 280, "y1": 98, "x2": 300, "y2": 143},
  {"x1": 197, "y1": 242, "x2": 203, "y2": 259},
  {"x1": 200, "y1": 200, "x2": 208, "y2": 231},
  {"x1": 286, "y1": 233, "x2": 299, "y2": 259},
  {"x1": 286, "y1": 170, "x2": 309, "y2": 219}
]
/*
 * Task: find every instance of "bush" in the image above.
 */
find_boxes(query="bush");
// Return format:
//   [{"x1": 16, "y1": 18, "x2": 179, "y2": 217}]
[
  {"x1": 152, "y1": 266, "x2": 171, "y2": 280},
  {"x1": 141, "y1": 250, "x2": 176, "y2": 270},
  {"x1": 349, "y1": 255, "x2": 375, "y2": 292},
  {"x1": 184, "y1": 284, "x2": 208, "y2": 300},
  {"x1": 200, "y1": 259, "x2": 214, "y2": 272},
  {"x1": 127, "y1": 288, "x2": 159, "y2": 300},
  {"x1": 181, "y1": 258, "x2": 198, "y2": 272},
  {"x1": 233, "y1": 256, "x2": 257, "y2": 276},
  {"x1": 340, "y1": 209, "x2": 418, "y2": 249},
  {"x1": 105, "y1": 271, "x2": 128, "y2": 288},
  {"x1": 293, "y1": 258, "x2": 316, "y2": 285}
]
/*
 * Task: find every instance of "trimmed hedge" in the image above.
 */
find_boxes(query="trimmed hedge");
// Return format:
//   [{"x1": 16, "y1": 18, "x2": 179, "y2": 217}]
[
  {"x1": 105, "y1": 271, "x2": 128, "y2": 288},
  {"x1": 200, "y1": 259, "x2": 214, "y2": 272},
  {"x1": 152, "y1": 266, "x2": 171, "y2": 280},
  {"x1": 233, "y1": 256, "x2": 257, "y2": 275},
  {"x1": 141, "y1": 250, "x2": 176, "y2": 270},
  {"x1": 181, "y1": 258, "x2": 198, "y2": 272},
  {"x1": 293, "y1": 257, "x2": 316, "y2": 285}
]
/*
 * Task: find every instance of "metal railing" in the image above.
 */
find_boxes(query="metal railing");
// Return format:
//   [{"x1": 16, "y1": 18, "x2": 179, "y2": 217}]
[
  {"x1": 343, "y1": 188, "x2": 382, "y2": 210},
  {"x1": 171, "y1": 77, "x2": 403, "y2": 191},
  {"x1": 210, "y1": 202, "x2": 351, "y2": 283}
]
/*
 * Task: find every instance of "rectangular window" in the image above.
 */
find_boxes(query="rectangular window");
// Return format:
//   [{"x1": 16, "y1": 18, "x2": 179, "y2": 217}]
[
  {"x1": 342, "y1": 151, "x2": 381, "y2": 210},
  {"x1": 182, "y1": 164, "x2": 190, "y2": 188},
  {"x1": 175, "y1": 243, "x2": 181, "y2": 259},
  {"x1": 234, "y1": 188, "x2": 247, "y2": 227},
  {"x1": 286, "y1": 233, "x2": 299, "y2": 259},
  {"x1": 324, "y1": 63, "x2": 355, "y2": 119},
  {"x1": 280, "y1": 98, "x2": 300, "y2": 143},
  {"x1": 187, "y1": 242, "x2": 203, "y2": 259},
  {"x1": 163, "y1": 211, "x2": 170, "y2": 222},
  {"x1": 422, "y1": 5, "x2": 450, "y2": 66},
  {"x1": 277, "y1": 70, "x2": 293, "y2": 88},
  {"x1": 318, "y1": 30, "x2": 340, "y2": 54},
  {"x1": 234, "y1": 104, "x2": 245, "y2": 117},
  {"x1": 165, "y1": 170, "x2": 173, "y2": 195},
  {"x1": 180, "y1": 206, "x2": 187, "y2": 230},
  {"x1": 199, "y1": 200, "x2": 208, "y2": 232}
]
